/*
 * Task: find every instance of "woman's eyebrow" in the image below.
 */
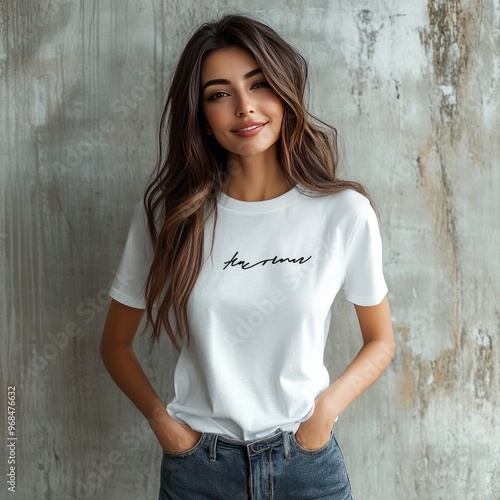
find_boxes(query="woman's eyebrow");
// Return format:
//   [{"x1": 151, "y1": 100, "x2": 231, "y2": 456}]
[{"x1": 201, "y1": 68, "x2": 263, "y2": 92}]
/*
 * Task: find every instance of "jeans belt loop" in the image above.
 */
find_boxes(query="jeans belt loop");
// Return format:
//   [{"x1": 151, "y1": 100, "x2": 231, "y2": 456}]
[
  {"x1": 209, "y1": 434, "x2": 218, "y2": 462},
  {"x1": 281, "y1": 430, "x2": 291, "y2": 460}
]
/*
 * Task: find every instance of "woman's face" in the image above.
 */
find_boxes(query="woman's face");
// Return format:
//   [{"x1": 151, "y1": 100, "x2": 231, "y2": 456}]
[{"x1": 199, "y1": 46, "x2": 284, "y2": 160}]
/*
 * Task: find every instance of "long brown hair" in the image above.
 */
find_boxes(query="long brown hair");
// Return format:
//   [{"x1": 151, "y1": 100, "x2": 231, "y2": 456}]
[{"x1": 141, "y1": 12, "x2": 373, "y2": 352}]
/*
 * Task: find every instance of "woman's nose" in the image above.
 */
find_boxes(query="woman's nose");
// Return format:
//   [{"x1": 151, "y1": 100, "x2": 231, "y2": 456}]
[{"x1": 235, "y1": 93, "x2": 255, "y2": 116}]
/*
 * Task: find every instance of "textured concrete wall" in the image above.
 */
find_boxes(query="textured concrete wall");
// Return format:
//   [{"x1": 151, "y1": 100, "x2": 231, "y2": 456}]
[{"x1": 1, "y1": 1, "x2": 498, "y2": 498}]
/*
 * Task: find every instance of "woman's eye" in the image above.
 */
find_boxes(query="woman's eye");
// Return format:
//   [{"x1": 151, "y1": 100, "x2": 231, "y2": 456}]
[
  {"x1": 207, "y1": 81, "x2": 271, "y2": 101},
  {"x1": 207, "y1": 91, "x2": 228, "y2": 101},
  {"x1": 253, "y1": 80, "x2": 271, "y2": 89}
]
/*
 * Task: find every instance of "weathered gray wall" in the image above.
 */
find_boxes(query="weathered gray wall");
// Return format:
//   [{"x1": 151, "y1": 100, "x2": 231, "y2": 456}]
[{"x1": 1, "y1": 1, "x2": 498, "y2": 498}]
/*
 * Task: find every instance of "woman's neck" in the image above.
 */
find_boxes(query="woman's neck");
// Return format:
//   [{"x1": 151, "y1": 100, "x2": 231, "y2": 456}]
[{"x1": 224, "y1": 149, "x2": 293, "y2": 202}]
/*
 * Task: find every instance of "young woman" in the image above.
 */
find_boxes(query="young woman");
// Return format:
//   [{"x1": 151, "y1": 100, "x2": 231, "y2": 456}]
[{"x1": 100, "y1": 13, "x2": 395, "y2": 500}]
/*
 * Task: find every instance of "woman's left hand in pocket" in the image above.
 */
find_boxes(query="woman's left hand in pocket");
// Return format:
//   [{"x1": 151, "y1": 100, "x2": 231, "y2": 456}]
[{"x1": 294, "y1": 393, "x2": 336, "y2": 451}]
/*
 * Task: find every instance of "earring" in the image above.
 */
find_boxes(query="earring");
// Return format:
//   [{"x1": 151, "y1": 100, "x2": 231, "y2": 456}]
[{"x1": 206, "y1": 129, "x2": 212, "y2": 135}]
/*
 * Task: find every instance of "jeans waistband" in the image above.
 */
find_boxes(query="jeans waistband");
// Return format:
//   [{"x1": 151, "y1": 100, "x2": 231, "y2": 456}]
[{"x1": 207, "y1": 428, "x2": 292, "y2": 461}]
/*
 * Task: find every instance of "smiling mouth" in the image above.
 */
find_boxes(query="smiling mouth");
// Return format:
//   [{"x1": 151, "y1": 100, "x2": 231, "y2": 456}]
[
  {"x1": 235, "y1": 124, "x2": 263, "y2": 132},
  {"x1": 231, "y1": 122, "x2": 267, "y2": 132}
]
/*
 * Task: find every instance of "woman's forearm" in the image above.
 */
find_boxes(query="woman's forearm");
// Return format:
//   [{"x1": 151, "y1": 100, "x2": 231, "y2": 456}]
[
  {"x1": 320, "y1": 339, "x2": 395, "y2": 420},
  {"x1": 100, "y1": 342, "x2": 172, "y2": 431}
]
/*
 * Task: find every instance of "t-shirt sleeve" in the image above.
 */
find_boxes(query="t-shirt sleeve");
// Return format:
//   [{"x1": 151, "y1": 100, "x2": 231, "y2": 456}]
[
  {"x1": 342, "y1": 199, "x2": 388, "y2": 306},
  {"x1": 108, "y1": 200, "x2": 153, "y2": 309}
]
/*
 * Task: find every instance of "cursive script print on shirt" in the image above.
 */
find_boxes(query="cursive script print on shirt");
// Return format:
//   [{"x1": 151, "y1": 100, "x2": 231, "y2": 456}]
[{"x1": 222, "y1": 251, "x2": 312, "y2": 271}]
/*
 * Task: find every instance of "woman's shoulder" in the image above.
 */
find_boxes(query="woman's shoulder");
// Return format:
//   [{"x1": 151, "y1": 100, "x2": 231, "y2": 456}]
[
  {"x1": 332, "y1": 188, "x2": 370, "y2": 208},
  {"x1": 131, "y1": 199, "x2": 147, "y2": 225},
  {"x1": 297, "y1": 184, "x2": 370, "y2": 211},
  {"x1": 124, "y1": 198, "x2": 156, "y2": 239}
]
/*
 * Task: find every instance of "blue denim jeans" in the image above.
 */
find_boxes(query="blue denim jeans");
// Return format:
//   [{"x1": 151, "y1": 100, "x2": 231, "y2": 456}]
[{"x1": 158, "y1": 427, "x2": 353, "y2": 499}]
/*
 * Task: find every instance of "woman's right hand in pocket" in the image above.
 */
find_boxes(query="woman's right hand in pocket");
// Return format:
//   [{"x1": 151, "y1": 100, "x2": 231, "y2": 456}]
[{"x1": 149, "y1": 409, "x2": 202, "y2": 454}]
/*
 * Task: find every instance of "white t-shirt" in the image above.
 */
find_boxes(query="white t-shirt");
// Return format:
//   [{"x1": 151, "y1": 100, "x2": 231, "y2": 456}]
[{"x1": 108, "y1": 183, "x2": 388, "y2": 441}]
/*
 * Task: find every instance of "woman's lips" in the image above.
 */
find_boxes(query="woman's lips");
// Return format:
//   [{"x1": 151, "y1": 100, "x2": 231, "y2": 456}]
[{"x1": 231, "y1": 123, "x2": 266, "y2": 137}]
